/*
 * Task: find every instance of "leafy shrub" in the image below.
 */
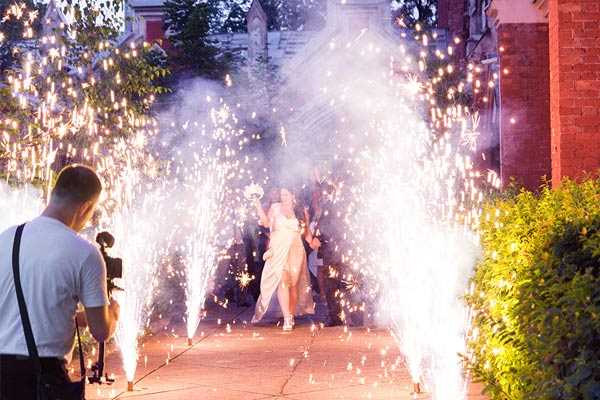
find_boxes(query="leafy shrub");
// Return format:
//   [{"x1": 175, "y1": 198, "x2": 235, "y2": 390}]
[{"x1": 466, "y1": 178, "x2": 600, "y2": 400}]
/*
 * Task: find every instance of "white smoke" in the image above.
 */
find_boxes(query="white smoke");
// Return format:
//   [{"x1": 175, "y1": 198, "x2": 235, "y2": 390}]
[
  {"x1": 264, "y1": 28, "x2": 481, "y2": 398},
  {"x1": 0, "y1": 183, "x2": 44, "y2": 233}
]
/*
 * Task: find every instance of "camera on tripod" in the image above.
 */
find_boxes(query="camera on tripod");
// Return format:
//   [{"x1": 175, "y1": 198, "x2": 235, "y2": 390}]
[
  {"x1": 96, "y1": 231, "x2": 123, "y2": 293},
  {"x1": 88, "y1": 231, "x2": 123, "y2": 385}
]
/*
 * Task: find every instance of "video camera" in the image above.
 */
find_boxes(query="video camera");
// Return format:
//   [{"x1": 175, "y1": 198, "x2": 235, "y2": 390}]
[
  {"x1": 96, "y1": 231, "x2": 123, "y2": 293},
  {"x1": 88, "y1": 231, "x2": 123, "y2": 385}
]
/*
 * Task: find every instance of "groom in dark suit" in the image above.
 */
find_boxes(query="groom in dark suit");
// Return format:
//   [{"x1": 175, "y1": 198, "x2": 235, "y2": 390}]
[{"x1": 313, "y1": 183, "x2": 346, "y2": 327}]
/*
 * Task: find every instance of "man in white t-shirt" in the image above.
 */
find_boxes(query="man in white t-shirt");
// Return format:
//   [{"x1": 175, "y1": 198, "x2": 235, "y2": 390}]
[{"x1": 0, "y1": 165, "x2": 120, "y2": 399}]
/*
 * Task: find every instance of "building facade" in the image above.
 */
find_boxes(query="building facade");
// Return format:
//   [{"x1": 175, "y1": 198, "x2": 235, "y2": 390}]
[
  {"x1": 125, "y1": 0, "x2": 599, "y2": 190},
  {"x1": 440, "y1": 0, "x2": 600, "y2": 190},
  {"x1": 125, "y1": 0, "x2": 403, "y2": 72}
]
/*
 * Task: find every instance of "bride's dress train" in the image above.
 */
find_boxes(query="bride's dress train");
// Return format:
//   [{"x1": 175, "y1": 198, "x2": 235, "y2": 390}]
[{"x1": 252, "y1": 205, "x2": 315, "y2": 322}]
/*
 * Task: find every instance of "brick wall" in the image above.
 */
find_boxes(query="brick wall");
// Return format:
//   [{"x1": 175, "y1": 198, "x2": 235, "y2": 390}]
[
  {"x1": 438, "y1": 0, "x2": 467, "y2": 57},
  {"x1": 438, "y1": 0, "x2": 449, "y2": 29},
  {"x1": 549, "y1": 0, "x2": 600, "y2": 185},
  {"x1": 498, "y1": 23, "x2": 552, "y2": 190},
  {"x1": 449, "y1": 0, "x2": 467, "y2": 58}
]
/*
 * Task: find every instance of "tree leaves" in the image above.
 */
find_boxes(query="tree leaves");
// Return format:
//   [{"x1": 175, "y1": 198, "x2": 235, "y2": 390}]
[
  {"x1": 391, "y1": 0, "x2": 437, "y2": 30},
  {"x1": 164, "y1": 0, "x2": 227, "y2": 78},
  {"x1": 467, "y1": 178, "x2": 600, "y2": 400}
]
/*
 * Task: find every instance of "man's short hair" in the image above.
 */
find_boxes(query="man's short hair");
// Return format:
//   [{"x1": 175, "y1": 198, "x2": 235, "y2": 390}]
[{"x1": 51, "y1": 165, "x2": 102, "y2": 204}]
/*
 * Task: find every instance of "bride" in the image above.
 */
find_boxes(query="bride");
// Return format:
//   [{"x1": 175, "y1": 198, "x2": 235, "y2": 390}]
[{"x1": 251, "y1": 187, "x2": 315, "y2": 331}]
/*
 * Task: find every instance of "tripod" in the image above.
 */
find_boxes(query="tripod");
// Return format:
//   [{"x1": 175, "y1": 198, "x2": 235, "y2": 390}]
[{"x1": 88, "y1": 342, "x2": 114, "y2": 384}]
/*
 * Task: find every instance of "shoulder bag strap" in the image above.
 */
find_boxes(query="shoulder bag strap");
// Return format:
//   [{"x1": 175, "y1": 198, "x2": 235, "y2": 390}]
[
  {"x1": 12, "y1": 223, "x2": 42, "y2": 373},
  {"x1": 13, "y1": 224, "x2": 87, "y2": 382}
]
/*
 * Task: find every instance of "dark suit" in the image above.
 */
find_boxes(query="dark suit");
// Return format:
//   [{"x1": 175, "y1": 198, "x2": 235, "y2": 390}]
[
  {"x1": 315, "y1": 202, "x2": 345, "y2": 325},
  {"x1": 243, "y1": 222, "x2": 268, "y2": 302}
]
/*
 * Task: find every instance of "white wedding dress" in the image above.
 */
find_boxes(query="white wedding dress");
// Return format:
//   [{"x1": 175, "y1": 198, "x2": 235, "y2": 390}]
[{"x1": 252, "y1": 204, "x2": 315, "y2": 322}]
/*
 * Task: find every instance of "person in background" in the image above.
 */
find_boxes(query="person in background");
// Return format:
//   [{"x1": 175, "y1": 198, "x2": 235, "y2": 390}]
[
  {"x1": 0, "y1": 165, "x2": 120, "y2": 399},
  {"x1": 311, "y1": 182, "x2": 346, "y2": 327},
  {"x1": 303, "y1": 176, "x2": 327, "y2": 304}
]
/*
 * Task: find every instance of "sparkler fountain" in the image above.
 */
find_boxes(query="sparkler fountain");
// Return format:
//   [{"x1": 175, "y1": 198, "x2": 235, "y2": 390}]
[
  {"x1": 166, "y1": 101, "x2": 250, "y2": 347},
  {"x1": 364, "y1": 93, "x2": 482, "y2": 397},
  {"x1": 110, "y1": 198, "x2": 165, "y2": 390},
  {"x1": 100, "y1": 151, "x2": 169, "y2": 390},
  {"x1": 278, "y1": 28, "x2": 492, "y2": 398},
  {"x1": 182, "y1": 160, "x2": 227, "y2": 345}
]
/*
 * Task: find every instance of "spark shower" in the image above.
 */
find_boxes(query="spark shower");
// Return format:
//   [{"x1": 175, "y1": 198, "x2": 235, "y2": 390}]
[{"x1": 0, "y1": 4, "x2": 499, "y2": 396}]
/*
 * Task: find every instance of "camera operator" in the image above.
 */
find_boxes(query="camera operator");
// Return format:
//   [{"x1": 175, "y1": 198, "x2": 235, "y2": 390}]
[{"x1": 0, "y1": 164, "x2": 120, "y2": 399}]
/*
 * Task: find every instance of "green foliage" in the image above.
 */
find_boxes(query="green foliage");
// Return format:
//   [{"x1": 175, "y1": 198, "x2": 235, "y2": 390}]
[
  {"x1": 0, "y1": 0, "x2": 45, "y2": 70},
  {"x1": 247, "y1": 0, "x2": 325, "y2": 32},
  {"x1": 69, "y1": 0, "x2": 171, "y2": 111},
  {"x1": 164, "y1": 0, "x2": 211, "y2": 38},
  {"x1": 84, "y1": 46, "x2": 171, "y2": 117},
  {"x1": 466, "y1": 177, "x2": 600, "y2": 400},
  {"x1": 0, "y1": 0, "x2": 170, "y2": 167},
  {"x1": 66, "y1": 0, "x2": 122, "y2": 41},
  {"x1": 60, "y1": 0, "x2": 170, "y2": 118},
  {"x1": 276, "y1": 0, "x2": 325, "y2": 31},
  {"x1": 222, "y1": 1, "x2": 247, "y2": 33},
  {"x1": 425, "y1": 52, "x2": 471, "y2": 111},
  {"x1": 163, "y1": 0, "x2": 226, "y2": 78},
  {"x1": 63, "y1": 0, "x2": 169, "y2": 117},
  {"x1": 392, "y1": 0, "x2": 437, "y2": 30}
]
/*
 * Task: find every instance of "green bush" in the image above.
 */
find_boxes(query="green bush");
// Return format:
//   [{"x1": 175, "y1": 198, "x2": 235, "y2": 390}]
[{"x1": 466, "y1": 178, "x2": 600, "y2": 400}]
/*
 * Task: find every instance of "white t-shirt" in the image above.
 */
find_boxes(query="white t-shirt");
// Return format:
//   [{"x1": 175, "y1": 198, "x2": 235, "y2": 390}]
[{"x1": 0, "y1": 216, "x2": 108, "y2": 362}]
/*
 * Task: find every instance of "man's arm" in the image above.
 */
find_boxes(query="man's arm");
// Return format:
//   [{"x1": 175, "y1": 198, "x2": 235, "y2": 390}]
[
  {"x1": 79, "y1": 248, "x2": 119, "y2": 342},
  {"x1": 84, "y1": 299, "x2": 120, "y2": 342}
]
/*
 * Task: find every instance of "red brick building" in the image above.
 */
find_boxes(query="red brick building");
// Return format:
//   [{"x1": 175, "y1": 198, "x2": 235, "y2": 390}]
[
  {"x1": 439, "y1": 0, "x2": 600, "y2": 190},
  {"x1": 124, "y1": 0, "x2": 170, "y2": 49}
]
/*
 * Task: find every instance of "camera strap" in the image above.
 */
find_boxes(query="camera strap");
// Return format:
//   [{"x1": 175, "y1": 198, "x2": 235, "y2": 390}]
[{"x1": 12, "y1": 224, "x2": 86, "y2": 379}]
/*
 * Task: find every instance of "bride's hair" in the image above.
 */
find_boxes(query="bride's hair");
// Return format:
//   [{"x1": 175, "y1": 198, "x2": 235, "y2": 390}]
[
  {"x1": 279, "y1": 187, "x2": 296, "y2": 204},
  {"x1": 265, "y1": 187, "x2": 281, "y2": 209},
  {"x1": 274, "y1": 186, "x2": 308, "y2": 221}
]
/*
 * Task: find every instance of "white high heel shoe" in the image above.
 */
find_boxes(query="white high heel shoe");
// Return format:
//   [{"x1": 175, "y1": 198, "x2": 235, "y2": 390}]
[{"x1": 283, "y1": 316, "x2": 294, "y2": 331}]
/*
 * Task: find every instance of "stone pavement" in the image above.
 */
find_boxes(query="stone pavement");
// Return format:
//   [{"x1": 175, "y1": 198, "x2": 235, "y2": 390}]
[{"x1": 85, "y1": 306, "x2": 488, "y2": 400}]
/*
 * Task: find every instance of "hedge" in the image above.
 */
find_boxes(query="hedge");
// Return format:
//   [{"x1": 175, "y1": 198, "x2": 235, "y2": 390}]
[{"x1": 466, "y1": 178, "x2": 600, "y2": 400}]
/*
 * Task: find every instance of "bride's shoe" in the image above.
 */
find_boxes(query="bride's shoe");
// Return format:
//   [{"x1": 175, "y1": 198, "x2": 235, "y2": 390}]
[{"x1": 283, "y1": 316, "x2": 294, "y2": 331}]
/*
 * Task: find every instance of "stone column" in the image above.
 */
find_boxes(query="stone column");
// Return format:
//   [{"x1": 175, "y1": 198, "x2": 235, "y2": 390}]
[
  {"x1": 549, "y1": 0, "x2": 600, "y2": 186},
  {"x1": 489, "y1": 0, "x2": 552, "y2": 190},
  {"x1": 246, "y1": 0, "x2": 269, "y2": 114},
  {"x1": 247, "y1": 0, "x2": 268, "y2": 77}
]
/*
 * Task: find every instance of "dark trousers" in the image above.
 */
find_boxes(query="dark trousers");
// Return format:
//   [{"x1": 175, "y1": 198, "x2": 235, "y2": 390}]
[
  {"x1": 244, "y1": 233, "x2": 266, "y2": 302},
  {"x1": 324, "y1": 264, "x2": 344, "y2": 323},
  {"x1": 0, "y1": 355, "x2": 69, "y2": 400}
]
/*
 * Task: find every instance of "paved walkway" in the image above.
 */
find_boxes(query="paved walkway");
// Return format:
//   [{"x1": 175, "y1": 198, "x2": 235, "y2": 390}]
[{"x1": 86, "y1": 306, "x2": 487, "y2": 400}]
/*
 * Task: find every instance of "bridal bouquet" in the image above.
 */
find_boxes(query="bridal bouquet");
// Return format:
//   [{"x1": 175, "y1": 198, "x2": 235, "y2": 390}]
[{"x1": 244, "y1": 184, "x2": 264, "y2": 201}]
